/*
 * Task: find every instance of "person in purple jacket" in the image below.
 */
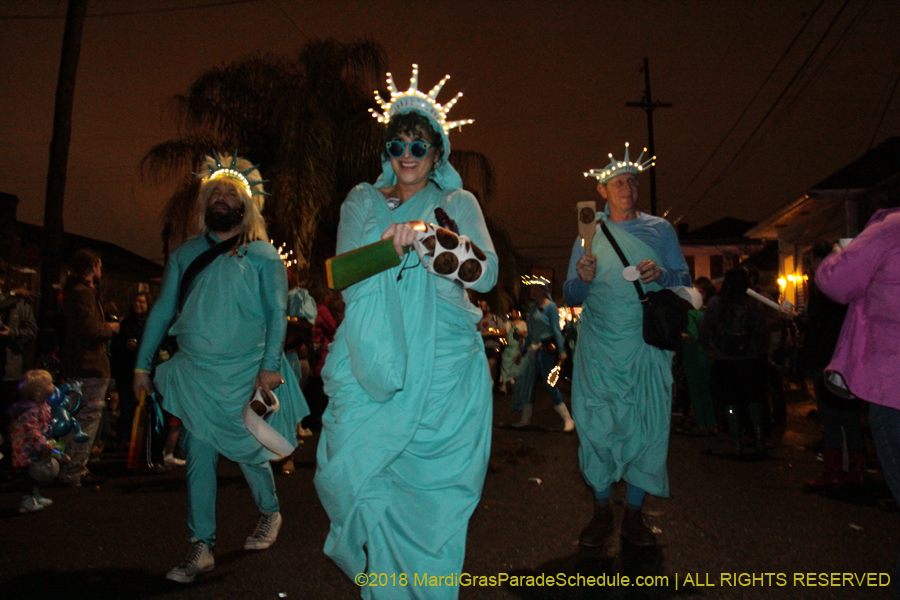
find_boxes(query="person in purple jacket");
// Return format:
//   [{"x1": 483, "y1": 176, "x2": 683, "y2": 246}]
[{"x1": 816, "y1": 204, "x2": 900, "y2": 576}]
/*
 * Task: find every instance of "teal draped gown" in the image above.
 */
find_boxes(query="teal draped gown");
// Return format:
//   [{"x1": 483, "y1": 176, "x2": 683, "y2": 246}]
[
  {"x1": 137, "y1": 235, "x2": 308, "y2": 464},
  {"x1": 315, "y1": 182, "x2": 497, "y2": 600},
  {"x1": 566, "y1": 214, "x2": 690, "y2": 498}
]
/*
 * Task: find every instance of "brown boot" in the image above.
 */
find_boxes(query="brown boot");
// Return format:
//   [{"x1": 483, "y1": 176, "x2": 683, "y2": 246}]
[
  {"x1": 578, "y1": 503, "x2": 614, "y2": 547},
  {"x1": 621, "y1": 506, "x2": 656, "y2": 547},
  {"x1": 804, "y1": 448, "x2": 848, "y2": 488}
]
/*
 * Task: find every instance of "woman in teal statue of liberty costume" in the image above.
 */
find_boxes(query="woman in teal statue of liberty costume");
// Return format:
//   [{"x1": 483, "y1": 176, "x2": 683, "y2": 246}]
[{"x1": 315, "y1": 65, "x2": 497, "y2": 600}]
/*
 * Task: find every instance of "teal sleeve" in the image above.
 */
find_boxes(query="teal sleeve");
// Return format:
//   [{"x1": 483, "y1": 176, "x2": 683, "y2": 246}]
[
  {"x1": 257, "y1": 245, "x2": 288, "y2": 372},
  {"x1": 564, "y1": 236, "x2": 591, "y2": 306},
  {"x1": 450, "y1": 190, "x2": 498, "y2": 293},
  {"x1": 336, "y1": 185, "x2": 377, "y2": 256},
  {"x1": 136, "y1": 254, "x2": 182, "y2": 371},
  {"x1": 655, "y1": 222, "x2": 692, "y2": 288}
]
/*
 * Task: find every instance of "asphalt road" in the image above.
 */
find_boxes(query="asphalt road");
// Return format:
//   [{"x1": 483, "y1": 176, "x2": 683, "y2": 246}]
[{"x1": 2, "y1": 386, "x2": 897, "y2": 600}]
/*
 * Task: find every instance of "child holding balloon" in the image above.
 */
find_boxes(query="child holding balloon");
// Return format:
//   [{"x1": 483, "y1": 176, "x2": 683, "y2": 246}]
[{"x1": 7, "y1": 370, "x2": 64, "y2": 513}]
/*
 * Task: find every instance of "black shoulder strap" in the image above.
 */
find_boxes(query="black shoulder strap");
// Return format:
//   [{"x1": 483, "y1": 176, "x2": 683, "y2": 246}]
[
  {"x1": 178, "y1": 234, "x2": 241, "y2": 309},
  {"x1": 599, "y1": 221, "x2": 646, "y2": 302}
]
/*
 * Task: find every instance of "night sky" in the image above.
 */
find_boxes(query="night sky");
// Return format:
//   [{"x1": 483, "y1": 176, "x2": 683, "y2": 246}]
[{"x1": 3, "y1": 0, "x2": 899, "y2": 282}]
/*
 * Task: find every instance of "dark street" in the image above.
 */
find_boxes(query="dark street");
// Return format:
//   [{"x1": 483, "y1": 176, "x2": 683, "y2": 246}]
[{"x1": 2, "y1": 387, "x2": 897, "y2": 600}]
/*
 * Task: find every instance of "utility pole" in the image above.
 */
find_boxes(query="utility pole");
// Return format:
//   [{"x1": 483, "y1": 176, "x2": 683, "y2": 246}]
[
  {"x1": 40, "y1": 0, "x2": 88, "y2": 325},
  {"x1": 626, "y1": 57, "x2": 671, "y2": 216}
]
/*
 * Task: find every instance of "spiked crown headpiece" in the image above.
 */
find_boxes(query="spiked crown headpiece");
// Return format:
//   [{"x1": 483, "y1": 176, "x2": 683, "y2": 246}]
[
  {"x1": 198, "y1": 151, "x2": 270, "y2": 202},
  {"x1": 370, "y1": 64, "x2": 472, "y2": 190},
  {"x1": 370, "y1": 64, "x2": 474, "y2": 135},
  {"x1": 584, "y1": 143, "x2": 655, "y2": 184},
  {"x1": 521, "y1": 275, "x2": 551, "y2": 288}
]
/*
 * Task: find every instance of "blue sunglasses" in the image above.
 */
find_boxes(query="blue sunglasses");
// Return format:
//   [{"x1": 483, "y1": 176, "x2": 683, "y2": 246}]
[{"x1": 386, "y1": 140, "x2": 431, "y2": 159}]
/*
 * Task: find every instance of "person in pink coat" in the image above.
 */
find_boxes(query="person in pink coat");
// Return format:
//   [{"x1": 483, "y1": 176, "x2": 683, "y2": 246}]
[{"x1": 816, "y1": 205, "x2": 900, "y2": 515}]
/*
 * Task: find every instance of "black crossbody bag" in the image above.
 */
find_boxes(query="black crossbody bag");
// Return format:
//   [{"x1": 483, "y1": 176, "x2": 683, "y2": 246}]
[
  {"x1": 599, "y1": 222, "x2": 687, "y2": 351},
  {"x1": 158, "y1": 234, "x2": 242, "y2": 359}
]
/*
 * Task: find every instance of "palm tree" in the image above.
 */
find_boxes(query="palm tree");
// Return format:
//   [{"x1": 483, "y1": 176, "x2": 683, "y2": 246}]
[
  {"x1": 143, "y1": 39, "x2": 387, "y2": 288},
  {"x1": 453, "y1": 150, "x2": 522, "y2": 313},
  {"x1": 143, "y1": 39, "x2": 522, "y2": 297}
]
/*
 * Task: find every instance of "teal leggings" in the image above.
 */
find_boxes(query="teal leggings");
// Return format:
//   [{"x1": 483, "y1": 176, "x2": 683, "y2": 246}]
[{"x1": 183, "y1": 429, "x2": 279, "y2": 548}]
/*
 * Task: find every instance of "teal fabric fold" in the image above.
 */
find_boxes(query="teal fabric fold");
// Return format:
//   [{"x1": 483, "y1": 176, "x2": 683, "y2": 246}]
[
  {"x1": 143, "y1": 237, "x2": 309, "y2": 464},
  {"x1": 316, "y1": 182, "x2": 497, "y2": 594},
  {"x1": 571, "y1": 217, "x2": 673, "y2": 497}
]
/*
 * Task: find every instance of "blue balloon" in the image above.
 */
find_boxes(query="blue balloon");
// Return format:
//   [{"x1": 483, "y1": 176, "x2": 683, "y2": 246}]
[{"x1": 47, "y1": 383, "x2": 89, "y2": 443}]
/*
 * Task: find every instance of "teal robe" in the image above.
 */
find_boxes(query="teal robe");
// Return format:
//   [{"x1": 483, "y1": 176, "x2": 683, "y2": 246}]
[
  {"x1": 567, "y1": 215, "x2": 688, "y2": 497},
  {"x1": 510, "y1": 299, "x2": 565, "y2": 412},
  {"x1": 137, "y1": 235, "x2": 308, "y2": 464},
  {"x1": 315, "y1": 182, "x2": 497, "y2": 599}
]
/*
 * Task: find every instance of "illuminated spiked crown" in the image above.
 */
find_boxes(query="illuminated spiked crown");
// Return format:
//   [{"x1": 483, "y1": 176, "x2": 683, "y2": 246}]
[
  {"x1": 583, "y1": 143, "x2": 655, "y2": 184},
  {"x1": 521, "y1": 275, "x2": 551, "y2": 288},
  {"x1": 370, "y1": 64, "x2": 474, "y2": 134},
  {"x1": 198, "y1": 151, "x2": 270, "y2": 200}
]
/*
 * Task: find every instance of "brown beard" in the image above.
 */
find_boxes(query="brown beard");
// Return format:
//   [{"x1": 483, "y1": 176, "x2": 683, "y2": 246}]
[{"x1": 204, "y1": 203, "x2": 245, "y2": 232}]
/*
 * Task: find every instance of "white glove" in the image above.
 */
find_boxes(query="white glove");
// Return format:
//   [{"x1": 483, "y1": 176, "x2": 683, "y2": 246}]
[{"x1": 413, "y1": 223, "x2": 488, "y2": 289}]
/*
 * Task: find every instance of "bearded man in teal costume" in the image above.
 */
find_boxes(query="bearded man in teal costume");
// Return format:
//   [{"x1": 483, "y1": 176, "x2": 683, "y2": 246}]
[
  {"x1": 315, "y1": 65, "x2": 497, "y2": 600},
  {"x1": 564, "y1": 144, "x2": 691, "y2": 549},
  {"x1": 134, "y1": 153, "x2": 308, "y2": 583}
]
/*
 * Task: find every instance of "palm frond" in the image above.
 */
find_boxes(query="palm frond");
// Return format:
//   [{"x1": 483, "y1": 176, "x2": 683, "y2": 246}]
[{"x1": 141, "y1": 38, "x2": 514, "y2": 294}]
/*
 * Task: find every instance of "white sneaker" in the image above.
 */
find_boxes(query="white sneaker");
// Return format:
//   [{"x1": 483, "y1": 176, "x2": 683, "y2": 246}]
[
  {"x1": 244, "y1": 511, "x2": 282, "y2": 550},
  {"x1": 163, "y1": 453, "x2": 186, "y2": 467},
  {"x1": 19, "y1": 495, "x2": 43, "y2": 513},
  {"x1": 34, "y1": 493, "x2": 54, "y2": 507},
  {"x1": 166, "y1": 539, "x2": 214, "y2": 583}
]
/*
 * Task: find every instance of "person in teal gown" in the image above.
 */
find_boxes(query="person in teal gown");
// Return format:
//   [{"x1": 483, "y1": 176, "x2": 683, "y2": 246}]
[
  {"x1": 564, "y1": 145, "x2": 690, "y2": 548},
  {"x1": 315, "y1": 67, "x2": 497, "y2": 600},
  {"x1": 134, "y1": 153, "x2": 308, "y2": 583},
  {"x1": 510, "y1": 277, "x2": 574, "y2": 431}
]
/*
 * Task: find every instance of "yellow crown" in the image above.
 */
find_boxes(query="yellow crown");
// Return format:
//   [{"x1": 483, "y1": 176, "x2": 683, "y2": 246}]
[
  {"x1": 584, "y1": 143, "x2": 655, "y2": 184},
  {"x1": 199, "y1": 151, "x2": 269, "y2": 198},
  {"x1": 522, "y1": 275, "x2": 551, "y2": 287},
  {"x1": 370, "y1": 64, "x2": 474, "y2": 134}
]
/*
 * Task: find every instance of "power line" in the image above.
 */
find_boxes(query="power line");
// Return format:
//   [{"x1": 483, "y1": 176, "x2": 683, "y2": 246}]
[
  {"x1": 674, "y1": 0, "x2": 852, "y2": 225},
  {"x1": 780, "y1": 0, "x2": 873, "y2": 118},
  {"x1": 662, "y1": 1, "x2": 827, "y2": 218},
  {"x1": 868, "y1": 62, "x2": 900, "y2": 150},
  {"x1": 0, "y1": 0, "x2": 264, "y2": 20},
  {"x1": 269, "y1": 0, "x2": 307, "y2": 41}
]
